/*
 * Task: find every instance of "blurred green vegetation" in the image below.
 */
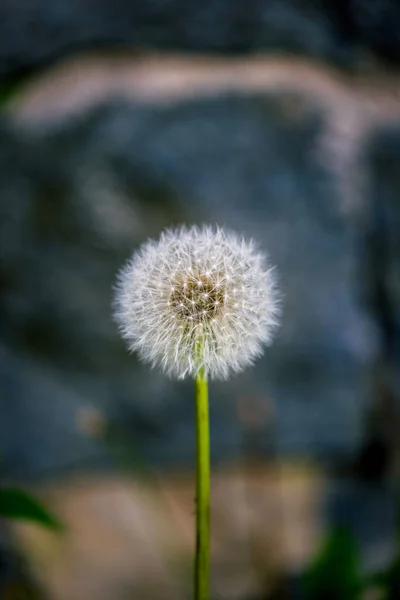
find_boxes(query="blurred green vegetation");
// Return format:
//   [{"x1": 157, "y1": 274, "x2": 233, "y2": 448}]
[
  {"x1": 303, "y1": 524, "x2": 400, "y2": 600},
  {"x1": 0, "y1": 488, "x2": 63, "y2": 532},
  {"x1": 303, "y1": 528, "x2": 363, "y2": 600}
]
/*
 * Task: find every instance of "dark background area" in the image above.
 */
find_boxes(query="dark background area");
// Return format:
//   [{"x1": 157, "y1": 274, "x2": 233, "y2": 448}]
[
  {"x1": 0, "y1": 2, "x2": 399, "y2": 599},
  {"x1": 1, "y1": 0, "x2": 400, "y2": 80}
]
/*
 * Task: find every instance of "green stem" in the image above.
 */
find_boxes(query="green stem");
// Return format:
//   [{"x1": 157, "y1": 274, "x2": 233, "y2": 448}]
[{"x1": 195, "y1": 365, "x2": 210, "y2": 600}]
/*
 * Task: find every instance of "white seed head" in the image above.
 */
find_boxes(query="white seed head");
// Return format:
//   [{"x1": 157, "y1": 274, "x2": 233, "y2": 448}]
[{"x1": 113, "y1": 225, "x2": 280, "y2": 380}]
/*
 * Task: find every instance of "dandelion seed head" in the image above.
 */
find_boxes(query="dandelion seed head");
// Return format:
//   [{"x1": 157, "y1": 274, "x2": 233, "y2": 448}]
[{"x1": 114, "y1": 225, "x2": 280, "y2": 380}]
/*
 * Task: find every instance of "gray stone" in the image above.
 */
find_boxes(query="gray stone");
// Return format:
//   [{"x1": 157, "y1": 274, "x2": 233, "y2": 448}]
[
  {"x1": 1, "y1": 0, "x2": 400, "y2": 82},
  {"x1": 357, "y1": 127, "x2": 400, "y2": 469},
  {"x1": 0, "y1": 93, "x2": 378, "y2": 479}
]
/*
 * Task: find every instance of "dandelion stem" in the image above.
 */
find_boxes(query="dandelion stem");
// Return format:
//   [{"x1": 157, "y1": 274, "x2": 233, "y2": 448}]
[{"x1": 195, "y1": 364, "x2": 210, "y2": 600}]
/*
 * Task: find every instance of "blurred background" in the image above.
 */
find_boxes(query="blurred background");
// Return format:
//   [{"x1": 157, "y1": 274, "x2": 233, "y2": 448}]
[{"x1": 0, "y1": 1, "x2": 400, "y2": 599}]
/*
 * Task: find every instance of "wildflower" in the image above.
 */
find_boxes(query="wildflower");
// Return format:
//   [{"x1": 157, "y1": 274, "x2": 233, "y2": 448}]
[
  {"x1": 114, "y1": 225, "x2": 280, "y2": 600},
  {"x1": 114, "y1": 225, "x2": 279, "y2": 380}
]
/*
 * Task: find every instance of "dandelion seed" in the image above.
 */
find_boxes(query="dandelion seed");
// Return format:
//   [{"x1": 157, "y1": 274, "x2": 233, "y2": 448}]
[{"x1": 113, "y1": 225, "x2": 280, "y2": 380}]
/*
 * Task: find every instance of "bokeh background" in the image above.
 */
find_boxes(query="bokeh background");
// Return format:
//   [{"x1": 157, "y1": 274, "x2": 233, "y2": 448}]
[{"x1": 0, "y1": 2, "x2": 400, "y2": 599}]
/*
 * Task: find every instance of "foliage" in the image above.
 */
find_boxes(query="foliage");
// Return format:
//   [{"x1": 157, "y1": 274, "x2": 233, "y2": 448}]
[
  {"x1": 303, "y1": 528, "x2": 363, "y2": 600},
  {"x1": 0, "y1": 488, "x2": 63, "y2": 532}
]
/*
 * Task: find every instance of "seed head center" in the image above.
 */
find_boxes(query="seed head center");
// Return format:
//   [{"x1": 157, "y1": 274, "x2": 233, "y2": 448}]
[{"x1": 169, "y1": 272, "x2": 225, "y2": 321}]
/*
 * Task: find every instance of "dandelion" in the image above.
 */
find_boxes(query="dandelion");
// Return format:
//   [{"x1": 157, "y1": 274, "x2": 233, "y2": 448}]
[
  {"x1": 114, "y1": 225, "x2": 279, "y2": 380},
  {"x1": 113, "y1": 225, "x2": 280, "y2": 600}
]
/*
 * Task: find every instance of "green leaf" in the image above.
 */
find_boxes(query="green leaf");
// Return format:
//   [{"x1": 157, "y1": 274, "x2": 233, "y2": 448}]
[
  {"x1": 0, "y1": 488, "x2": 64, "y2": 532},
  {"x1": 303, "y1": 527, "x2": 363, "y2": 600},
  {"x1": 367, "y1": 556, "x2": 400, "y2": 598}
]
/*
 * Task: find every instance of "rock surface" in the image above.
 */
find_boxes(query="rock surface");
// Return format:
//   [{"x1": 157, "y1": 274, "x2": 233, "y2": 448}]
[
  {"x1": 13, "y1": 467, "x2": 323, "y2": 600},
  {"x1": 0, "y1": 84, "x2": 382, "y2": 478},
  {"x1": 1, "y1": 0, "x2": 400, "y2": 82}
]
